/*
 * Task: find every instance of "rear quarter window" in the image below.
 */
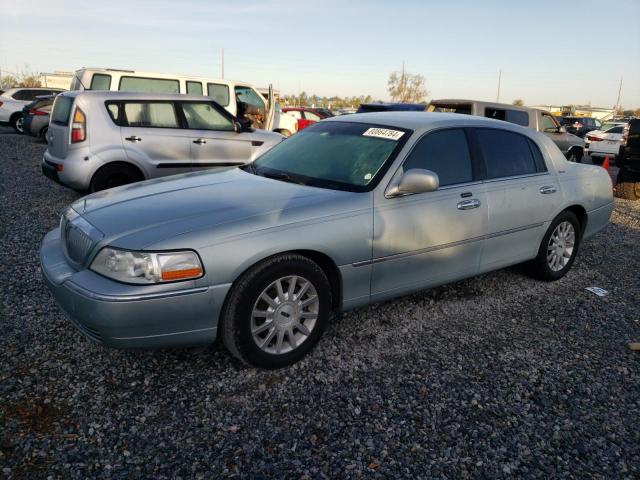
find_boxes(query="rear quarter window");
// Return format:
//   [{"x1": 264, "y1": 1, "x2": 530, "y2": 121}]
[
  {"x1": 475, "y1": 128, "x2": 541, "y2": 179},
  {"x1": 90, "y1": 74, "x2": 112, "y2": 90},
  {"x1": 51, "y1": 96, "x2": 74, "y2": 125},
  {"x1": 207, "y1": 83, "x2": 230, "y2": 106}
]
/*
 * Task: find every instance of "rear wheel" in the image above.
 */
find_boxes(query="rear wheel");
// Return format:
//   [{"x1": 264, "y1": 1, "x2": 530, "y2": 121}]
[
  {"x1": 566, "y1": 149, "x2": 582, "y2": 163},
  {"x1": 526, "y1": 211, "x2": 580, "y2": 281},
  {"x1": 615, "y1": 167, "x2": 640, "y2": 200},
  {"x1": 90, "y1": 163, "x2": 143, "y2": 192},
  {"x1": 221, "y1": 254, "x2": 332, "y2": 368},
  {"x1": 11, "y1": 113, "x2": 24, "y2": 134},
  {"x1": 40, "y1": 126, "x2": 49, "y2": 144}
]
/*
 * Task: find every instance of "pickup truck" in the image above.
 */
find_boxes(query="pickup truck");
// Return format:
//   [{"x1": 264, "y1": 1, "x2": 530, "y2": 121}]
[
  {"x1": 616, "y1": 119, "x2": 640, "y2": 200},
  {"x1": 428, "y1": 99, "x2": 585, "y2": 162}
]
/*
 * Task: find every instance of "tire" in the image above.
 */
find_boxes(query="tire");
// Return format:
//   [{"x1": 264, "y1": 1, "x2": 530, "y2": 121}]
[
  {"x1": 40, "y1": 126, "x2": 48, "y2": 144},
  {"x1": 275, "y1": 129, "x2": 292, "y2": 137},
  {"x1": 615, "y1": 168, "x2": 640, "y2": 200},
  {"x1": 220, "y1": 253, "x2": 332, "y2": 369},
  {"x1": 10, "y1": 113, "x2": 24, "y2": 134},
  {"x1": 566, "y1": 149, "x2": 582, "y2": 163},
  {"x1": 89, "y1": 163, "x2": 143, "y2": 192},
  {"x1": 526, "y1": 211, "x2": 581, "y2": 281}
]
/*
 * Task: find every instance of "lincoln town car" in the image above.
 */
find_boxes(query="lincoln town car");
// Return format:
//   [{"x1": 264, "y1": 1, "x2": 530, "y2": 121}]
[{"x1": 40, "y1": 112, "x2": 614, "y2": 368}]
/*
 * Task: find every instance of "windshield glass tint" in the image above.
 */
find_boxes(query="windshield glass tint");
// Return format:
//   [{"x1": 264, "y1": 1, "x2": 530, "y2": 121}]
[{"x1": 253, "y1": 122, "x2": 410, "y2": 191}]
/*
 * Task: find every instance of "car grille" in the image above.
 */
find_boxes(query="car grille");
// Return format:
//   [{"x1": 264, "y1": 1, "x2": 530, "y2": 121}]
[{"x1": 60, "y1": 208, "x2": 104, "y2": 267}]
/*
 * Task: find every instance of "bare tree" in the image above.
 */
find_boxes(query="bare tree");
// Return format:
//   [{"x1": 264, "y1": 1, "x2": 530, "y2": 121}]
[
  {"x1": 512, "y1": 99, "x2": 524, "y2": 106},
  {"x1": 388, "y1": 70, "x2": 429, "y2": 103}
]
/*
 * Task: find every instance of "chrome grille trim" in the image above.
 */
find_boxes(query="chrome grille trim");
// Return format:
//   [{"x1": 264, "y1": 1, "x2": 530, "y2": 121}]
[{"x1": 60, "y1": 207, "x2": 104, "y2": 267}]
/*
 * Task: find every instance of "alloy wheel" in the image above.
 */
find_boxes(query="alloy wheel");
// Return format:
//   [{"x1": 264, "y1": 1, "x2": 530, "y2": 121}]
[
  {"x1": 251, "y1": 275, "x2": 319, "y2": 355},
  {"x1": 547, "y1": 221, "x2": 575, "y2": 271}
]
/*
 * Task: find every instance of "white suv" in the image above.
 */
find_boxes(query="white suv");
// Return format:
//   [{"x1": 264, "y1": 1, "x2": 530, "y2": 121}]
[
  {"x1": 0, "y1": 87, "x2": 65, "y2": 132},
  {"x1": 42, "y1": 91, "x2": 284, "y2": 192}
]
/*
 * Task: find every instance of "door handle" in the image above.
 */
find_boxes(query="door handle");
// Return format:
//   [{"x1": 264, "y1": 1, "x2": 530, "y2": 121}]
[
  {"x1": 125, "y1": 136, "x2": 142, "y2": 142},
  {"x1": 457, "y1": 199, "x2": 481, "y2": 210},
  {"x1": 193, "y1": 138, "x2": 207, "y2": 145},
  {"x1": 539, "y1": 185, "x2": 557, "y2": 194}
]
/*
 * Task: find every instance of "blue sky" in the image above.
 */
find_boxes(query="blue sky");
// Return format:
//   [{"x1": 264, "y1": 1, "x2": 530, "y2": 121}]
[{"x1": 1, "y1": 0, "x2": 639, "y2": 107}]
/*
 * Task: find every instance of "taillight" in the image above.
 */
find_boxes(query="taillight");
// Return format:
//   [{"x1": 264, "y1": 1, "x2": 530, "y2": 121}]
[
  {"x1": 29, "y1": 108, "x2": 48, "y2": 116},
  {"x1": 587, "y1": 135, "x2": 602, "y2": 142},
  {"x1": 0, "y1": 101, "x2": 3, "y2": 108},
  {"x1": 71, "y1": 108, "x2": 86, "y2": 143}
]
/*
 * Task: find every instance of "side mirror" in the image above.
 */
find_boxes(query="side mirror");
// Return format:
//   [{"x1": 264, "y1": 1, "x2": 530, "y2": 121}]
[
  {"x1": 387, "y1": 168, "x2": 439, "y2": 197},
  {"x1": 235, "y1": 117, "x2": 253, "y2": 133},
  {"x1": 559, "y1": 125, "x2": 567, "y2": 133}
]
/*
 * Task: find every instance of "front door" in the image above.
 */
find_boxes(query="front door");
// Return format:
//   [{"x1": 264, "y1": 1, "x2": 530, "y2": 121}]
[
  {"x1": 371, "y1": 128, "x2": 488, "y2": 301},
  {"x1": 179, "y1": 101, "x2": 253, "y2": 170},
  {"x1": 120, "y1": 101, "x2": 192, "y2": 178}
]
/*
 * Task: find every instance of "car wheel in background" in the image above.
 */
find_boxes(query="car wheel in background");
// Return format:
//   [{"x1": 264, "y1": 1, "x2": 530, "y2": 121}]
[
  {"x1": 526, "y1": 210, "x2": 581, "y2": 281},
  {"x1": 615, "y1": 168, "x2": 640, "y2": 200},
  {"x1": 11, "y1": 114, "x2": 24, "y2": 134},
  {"x1": 40, "y1": 126, "x2": 49, "y2": 144},
  {"x1": 90, "y1": 163, "x2": 144, "y2": 192},
  {"x1": 221, "y1": 253, "x2": 332, "y2": 369}
]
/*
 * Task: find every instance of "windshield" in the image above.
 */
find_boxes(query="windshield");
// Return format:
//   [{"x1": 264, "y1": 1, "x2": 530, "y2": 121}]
[{"x1": 251, "y1": 122, "x2": 411, "y2": 192}]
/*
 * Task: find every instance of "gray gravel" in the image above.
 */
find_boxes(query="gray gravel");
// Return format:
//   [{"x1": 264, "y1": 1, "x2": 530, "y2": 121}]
[{"x1": 1, "y1": 127, "x2": 639, "y2": 479}]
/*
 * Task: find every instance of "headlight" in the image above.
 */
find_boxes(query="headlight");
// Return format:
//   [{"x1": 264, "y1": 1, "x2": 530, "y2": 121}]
[{"x1": 90, "y1": 248, "x2": 203, "y2": 284}]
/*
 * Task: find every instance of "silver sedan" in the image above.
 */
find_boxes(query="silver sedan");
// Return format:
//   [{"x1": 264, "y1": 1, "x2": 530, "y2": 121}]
[{"x1": 40, "y1": 112, "x2": 614, "y2": 368}]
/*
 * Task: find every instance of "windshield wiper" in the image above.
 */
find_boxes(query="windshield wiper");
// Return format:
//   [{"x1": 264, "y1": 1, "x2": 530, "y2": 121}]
[{"x1": 260, "y1": 170, "x2": 305, "y2": 185}]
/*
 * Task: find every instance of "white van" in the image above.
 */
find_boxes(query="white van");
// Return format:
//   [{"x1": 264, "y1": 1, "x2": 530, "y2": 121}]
[{"x1": 70, "y1": 68, "x2": 298, "y2": 136}]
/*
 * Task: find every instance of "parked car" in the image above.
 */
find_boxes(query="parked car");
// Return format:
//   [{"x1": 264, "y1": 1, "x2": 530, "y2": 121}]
[
  {"x1": 586, "y1": 123, "x2": 626, "y2": 164},
  {"x1": 0, "y1": 87, "x2": 65, "y2": 133},
  {"x1": 281, "y1": 107, "x2": 331, "y2": 131},
  {"x1": 428, "y1": 99, "x2": 586, "y2": 162},
  {"x1": 561, "y1": 116, "x2": 602, "y2": 138},
  {"x1": 42, "y1": 91, "x2": 284, "y2": 192},
  {"x1": 616, "y1": 119, "x2": 640, "y2": 200},
  {"x1": 584, "y1": 121, "x2": 626, "y2": 149},
  {"x1": 40, "y1": 112, "x2": 613, "y2": 368},
  {"x1": 70, "y1": 68, "x2": 298, "y2": 137},
  {"x1": 23, "y1": 95, "x2": 57, "y2": 142},
  {"x1": 356, "y1": 103, "x2": 426, "y2": 113},
  {"x1": 308, "y1": 107, "x2": 334, "y2": 118}
]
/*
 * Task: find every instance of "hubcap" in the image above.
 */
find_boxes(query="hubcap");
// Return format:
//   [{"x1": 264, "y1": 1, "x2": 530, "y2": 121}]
[
  {"x1": 251, "y1": 275, "x2": 319, "y2": 355},
  {"x1": 547, "y1": 221, "x2": 575, "y2": 271},
  {"x1": 16, "y1": 117, "x2": 24, "y2": 133}
]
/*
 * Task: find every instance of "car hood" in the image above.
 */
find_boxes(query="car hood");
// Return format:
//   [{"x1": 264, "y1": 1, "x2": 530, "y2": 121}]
[{"x1": 72, "y1": 168, "x2": 363, "y2": 250}]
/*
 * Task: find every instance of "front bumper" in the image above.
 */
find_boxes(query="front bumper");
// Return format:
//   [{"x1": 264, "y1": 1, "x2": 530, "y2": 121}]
[{"x1": 40, "y1": 228, "x2": 230, "y2": 349}]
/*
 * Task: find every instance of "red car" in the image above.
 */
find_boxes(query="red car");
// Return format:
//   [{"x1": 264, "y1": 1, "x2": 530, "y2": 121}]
[{"x1": 281, "y1": 107, "x2": 333, "y2": 131}]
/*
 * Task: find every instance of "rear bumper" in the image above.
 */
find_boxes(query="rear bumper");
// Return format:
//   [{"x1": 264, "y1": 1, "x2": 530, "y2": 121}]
[
  {"x1": 40, "y1": 228, "x2": 230, "y2": 349},
  {"x1": 42, "y1": 149, "x2": 93, "y2": 191}
]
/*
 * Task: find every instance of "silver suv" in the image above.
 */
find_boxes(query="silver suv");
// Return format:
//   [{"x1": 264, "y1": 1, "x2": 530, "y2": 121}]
[{"x1": 42, "y1": 91, "x2": 284, "y2": 191}]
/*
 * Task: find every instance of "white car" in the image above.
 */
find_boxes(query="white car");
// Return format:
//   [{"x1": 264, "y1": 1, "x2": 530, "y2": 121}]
[
  {"x1": 586, "y1": 123, "x2": 627, "y2": 163},
  {"x1": 0, "y1": 87, "x2": 65, "y2": 132}
]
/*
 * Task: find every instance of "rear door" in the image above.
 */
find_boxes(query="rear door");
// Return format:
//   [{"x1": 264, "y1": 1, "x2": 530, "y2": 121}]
[
  {"x1": 120, "y1": 101, "x2": 192, "y2": 177},
  {"x1": 179, "y1": 101, "x2": 252, "y2": 170},
  {"x1": 473, "y1": 128, "x2": 560, "y2": 271}
]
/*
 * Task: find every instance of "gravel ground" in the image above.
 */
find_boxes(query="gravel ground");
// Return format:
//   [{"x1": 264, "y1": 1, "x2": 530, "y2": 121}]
[{"x1": 1, "y1": 128, "x2": 639, "y2": 479}]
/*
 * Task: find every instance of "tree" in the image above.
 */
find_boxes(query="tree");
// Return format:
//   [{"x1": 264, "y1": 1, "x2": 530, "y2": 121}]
[
  {"x1": 0, "y1": 75, "x2": 19, "y2": 89},
  {"x1": 512, "y1": 99, "x2": 524, "y2": 106},
  {"x1": 18, "y1": 75, "x2": 41, "y2": 87},
  {"x1": 388, "y1": 70, "x2": 429, "y2": 103}
]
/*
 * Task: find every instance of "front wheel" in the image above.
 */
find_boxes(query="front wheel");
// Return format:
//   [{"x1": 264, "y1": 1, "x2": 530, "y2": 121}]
[
  {"x1": 526, "y1": 211, "x2": 580, "y2": 281},
  {"x1": 221, "y1": 254, "x2": 332, "y2": 368}
]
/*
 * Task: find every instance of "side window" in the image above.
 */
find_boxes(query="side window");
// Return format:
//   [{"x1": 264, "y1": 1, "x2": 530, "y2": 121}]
[
  {"x1": 528, "y1": 139, "x2": 547, "y2": 172},
  {"x1": 207, "y1": 83, "x2": 230, "y2": 106},
  {"x1": 303, "y1": 111, "x2": 321, "y2": 122},
  {"x1": 181, "y1": 102, "x2": 234, "y2": 131},
  {"x1": 105, "y1": 103, "x2": 120, "y2": 124},
  {"x1": 607, "y1": 126, "x2": 623, "y2": 134},
  {"x1": 186, "y1": 81, "x2": 203, "y2": 96},
  {"x1": 475, "y1": 129, "x2": 539, "y2": 179},
  {"x1": 119, "y1": 76, "x2": 179, "y2": 93},
  {"x1": 505, "y1": 110, "x2": 529, "y2": 126},
  {"x1": 542, "y1": 114, "x2": 559, "y2": 131},
  {"x1": 286, "y1": 110, "x2": 302, "y2": 120},
  {"x1": 485, "y1": 108, "x2": 506, "y2": 121},
  {"x1": 90, "y1": 74, "x2": 111, "y2": 90},
  {"x1": 235, "y1": 86, "x2": 265, "y2": 110},
  {"x1": 11, "y1": 90, "x2": 27, "y2": 100},
  {"x1": 595, "y1": 119, "x2": 602, "y2": 128},
  {"x1": 402, "y1": 129, "x2": 474, "y2": 187},
  {"x1": 123, "y1": 102, "x2": 179, "y2": 128}
]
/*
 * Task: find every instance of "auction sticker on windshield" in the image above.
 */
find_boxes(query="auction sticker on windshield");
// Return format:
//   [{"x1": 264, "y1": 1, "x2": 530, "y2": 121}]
[{"x1": 363, "y1": 128, "x2": 405, "y2": 141}]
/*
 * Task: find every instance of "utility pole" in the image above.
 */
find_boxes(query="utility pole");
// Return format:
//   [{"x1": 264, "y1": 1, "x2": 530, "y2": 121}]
[
  {"x1": 615, "y1": 76, "x2": 623, "y2": 110},
  {"x1": 221, "y1": 48, "x2": 224, "y2": 79},
  {"x1": 496, "y1": 69, "x2": 502, "y2": 102}
]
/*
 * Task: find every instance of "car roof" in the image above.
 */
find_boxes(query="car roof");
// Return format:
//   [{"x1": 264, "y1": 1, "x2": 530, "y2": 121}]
[
  {"x1": 326, "y1": 111, "x2": 532, "y2": 132},
  {"x1": 61, "y1": 90, "x2": 212, "y2": 102}
]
